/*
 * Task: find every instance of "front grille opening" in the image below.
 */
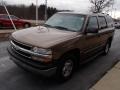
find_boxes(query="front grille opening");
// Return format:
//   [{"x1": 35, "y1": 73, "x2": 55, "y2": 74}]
[
  {"x1": 12, "y1": 46, "x2": 31, "y2": 59},
  {"x1": 12, "y1": 39, "x2": 32, "y2": 50}
]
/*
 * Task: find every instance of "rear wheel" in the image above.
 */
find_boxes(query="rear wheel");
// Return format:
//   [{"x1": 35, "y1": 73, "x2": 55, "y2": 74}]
[
  {"x1": 103, "y1": 41, "x2": 111, "y2": 55},
  {"x1": 24, "y1": 23, "x2": 30, "y2": 28},
  {"x1": 56, "y1": 54, "x2": 75, "y2": 82}
]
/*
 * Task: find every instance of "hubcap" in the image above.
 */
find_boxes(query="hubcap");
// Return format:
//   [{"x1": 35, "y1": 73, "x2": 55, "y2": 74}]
[
  {"x1": 25, "y1": 24, "x2": 29, "y2": 28},
  {"x1": 62, "y1": 60, "x2": 73, "y2": 77},
  {"x1": 105, "y1": 43, "x2": 109, "y2": 53}
]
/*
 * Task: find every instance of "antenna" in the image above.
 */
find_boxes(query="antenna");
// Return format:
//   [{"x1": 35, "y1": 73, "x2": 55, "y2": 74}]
[
  {"x1": 36, "y1": 0, "x2": 38, "y2": 25},
  {"x1": 2, "y1": 0, "x2": 17, "y2": 30},
  {"x1": 45, "y1": 0, "x2": 47, "y2": 22}
]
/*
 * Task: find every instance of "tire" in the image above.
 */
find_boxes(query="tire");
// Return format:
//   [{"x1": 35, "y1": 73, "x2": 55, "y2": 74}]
[
  {"x1": 0, "y1": 23, "x2": 2, "y2": 28},
  {"x1": 103, "y1": 41, "x2": 111, "y2": 55},
  {"x1": 56, "y1": 54, "x2": 75, "y2": 82},
  {"x1": 24, "y1": 23, "x2": 30, "y2": 28}
]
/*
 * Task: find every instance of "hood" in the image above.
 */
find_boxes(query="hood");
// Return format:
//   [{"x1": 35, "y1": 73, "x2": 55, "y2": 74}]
[{"x1": 12, "y1": 26, "x2": 78, "y2": 48}]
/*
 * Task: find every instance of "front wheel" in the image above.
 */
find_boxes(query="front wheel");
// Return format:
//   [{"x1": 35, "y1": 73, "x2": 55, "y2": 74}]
[
  {"x1": 56, "y1": 55, "x2": 75, "y2": 82},
  {"x1": 103, "y1": 41, "x2": 110, "y2": 55}
]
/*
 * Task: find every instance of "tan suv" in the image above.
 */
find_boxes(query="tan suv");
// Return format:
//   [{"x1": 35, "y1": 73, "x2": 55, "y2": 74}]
[{"x1": 8, "y1": 12, "x2": 115, "y2": 81}]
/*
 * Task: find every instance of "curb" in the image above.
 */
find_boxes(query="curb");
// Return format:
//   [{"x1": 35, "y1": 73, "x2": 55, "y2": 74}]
[{"x1": 90, "y1": 61, "x2": 120, "y2": 90}]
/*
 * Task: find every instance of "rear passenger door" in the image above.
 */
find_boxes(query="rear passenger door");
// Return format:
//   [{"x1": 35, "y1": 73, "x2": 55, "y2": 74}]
[{"x1": 98, "y1": 16, "x2": 113, "y2": 47}]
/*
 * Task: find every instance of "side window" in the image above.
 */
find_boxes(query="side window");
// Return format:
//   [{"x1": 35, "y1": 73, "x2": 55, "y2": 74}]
[
  {"x1": 2, "y1": 15, "x2": 9, "y2": 20},
  {"x1": 87, "y1": 16, "x2": 98, "y2": 30},
  {"x1": 10, "y1": 15, "x2": 19, "y2": 20},
  {"x1": 98, "y1": 16, "x2": 107, "y2": 29},
  {"x1": 0, "y1": 16, "x2": 2, "y2": 19},
  {"x1": 106, "y1": 16, "x2": 114, "y2": 27}
]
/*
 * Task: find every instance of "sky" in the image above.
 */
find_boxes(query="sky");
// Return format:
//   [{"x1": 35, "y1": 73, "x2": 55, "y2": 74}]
[{"x1": 2, "y1": 0, "x2": 120, "y2": 18}]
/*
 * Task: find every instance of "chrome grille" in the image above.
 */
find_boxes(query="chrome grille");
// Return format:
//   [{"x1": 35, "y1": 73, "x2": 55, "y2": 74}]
[
  {"x1": 12, "y1": 40, "x2": 32, "y2": 50},
  {"x1": 11, "y1": 40, "x2": 32, "y2": 58},
  {"x1": 11, "y1": 46, "x2": 31, "y2": 59}
]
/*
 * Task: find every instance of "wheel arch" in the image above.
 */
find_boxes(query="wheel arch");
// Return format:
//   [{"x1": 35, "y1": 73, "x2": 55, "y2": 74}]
[
  {"x1": 24, "y1": 22, "x2": 31, "y2": 27},
  {"x1": 59, "y1": 48, "x2": 80, "y2": 67},
  {"x1": 108, "y1": 36, "x2": 113, "y2": 47},
  {"x1": 0, "y1": 22, "x2": 3, "y2": 26}
]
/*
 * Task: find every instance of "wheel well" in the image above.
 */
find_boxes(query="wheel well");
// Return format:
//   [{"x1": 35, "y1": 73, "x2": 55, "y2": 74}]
[
  {"x1": 62, "y1": 49, "x2": 80, "y2": 67},
  {"x1": 0, "y1": 23, "x2": 2, "y2": 25},
  {"x1": 108, "y1": 37, "x2": 113, "y2": 47},
  {"x1": 24, "y1": 23, "x2": 31, "y2": 26}
]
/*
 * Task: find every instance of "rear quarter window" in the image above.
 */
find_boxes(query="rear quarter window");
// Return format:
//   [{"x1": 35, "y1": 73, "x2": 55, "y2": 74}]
[{"x1": 105, "y1": 16, "x2": 114, "y2": 28}]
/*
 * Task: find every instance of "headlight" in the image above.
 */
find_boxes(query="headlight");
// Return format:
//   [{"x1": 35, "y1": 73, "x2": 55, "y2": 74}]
[
  {"x1": 32, "y1": 47, "x2": 52, "y2": 63},
  {"x1": 32, "y1": 47, "x2": 52, "y2": 55}
]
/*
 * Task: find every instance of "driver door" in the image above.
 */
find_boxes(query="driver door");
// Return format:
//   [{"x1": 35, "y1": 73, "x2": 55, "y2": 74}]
[{"x1": 82, "y1": 16, "x2": 101, "y2": 60}]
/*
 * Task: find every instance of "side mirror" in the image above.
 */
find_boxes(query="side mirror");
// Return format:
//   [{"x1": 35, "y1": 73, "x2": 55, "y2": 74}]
[{"x1": 86, "y1": 27, "x2": 98, "y2": 33}]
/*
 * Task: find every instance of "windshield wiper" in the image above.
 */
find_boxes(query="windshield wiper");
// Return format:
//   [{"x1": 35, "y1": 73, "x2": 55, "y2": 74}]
[
  {"x1": 44, "y1": 24, "x2": 69, "y2": 30},
  {"x1": 44, "y1": 24, "x2": 53, "y2": 28},
  {"x1": 53, "y1": 26, "x2": 69, "y2": 30}
]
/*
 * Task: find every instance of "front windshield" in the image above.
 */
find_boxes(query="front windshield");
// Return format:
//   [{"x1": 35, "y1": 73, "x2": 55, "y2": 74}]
[{"x1": 45, "y1": 13, "x2": 85, "y2": 32}]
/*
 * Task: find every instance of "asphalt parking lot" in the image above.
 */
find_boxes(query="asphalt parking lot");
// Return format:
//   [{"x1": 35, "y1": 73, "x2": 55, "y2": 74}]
[{"x1": 0, "y1": 29, "x2": 120, "y2": 90}]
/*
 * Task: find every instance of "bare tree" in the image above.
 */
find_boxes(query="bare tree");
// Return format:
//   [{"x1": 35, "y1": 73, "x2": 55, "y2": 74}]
[
  {"x1": 89, "y1": 0, "x2": 114, "y2": 13},
  {"x1": 0, "y1": 1, "x2": 7, "y2": 5},
  {"x1": 0, "y1": 1, "x2": 7, "y2": 14}
]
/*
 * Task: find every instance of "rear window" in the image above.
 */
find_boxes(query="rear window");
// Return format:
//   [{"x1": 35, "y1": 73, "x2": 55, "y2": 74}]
[
  {"x1": 0, "y1": 15, "x2": 2, "y2": 19},
  {"x1": 0, "y1": 15, "x2": 9, "y2": 19},
  {"x1": 0, "y1": 15, "x2": 4, "y2": 19},
  {"x1": 98, "y1": 16, "x2": 107, "y2": 29}
]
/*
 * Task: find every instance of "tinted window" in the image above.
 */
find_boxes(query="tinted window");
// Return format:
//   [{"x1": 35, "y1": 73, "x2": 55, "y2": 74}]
[
  {"x1": 98, "y1": 16, "x2": 107, "y2": 29},
  {"x1": 87, "y1": 16, "x2": 98, "y2": 30},
  {"x1": 0, "y1": 15, "x2": 2, "y2": 19},
  {"x1": 11, "y1": 15, "x2": 19, "y2": 20},
  {"x1": 106, "y1": 16, "x2": 114, "y2": 27},
  {"x1": 0, "y1": 15, "x2": 9, "y2": 19}
]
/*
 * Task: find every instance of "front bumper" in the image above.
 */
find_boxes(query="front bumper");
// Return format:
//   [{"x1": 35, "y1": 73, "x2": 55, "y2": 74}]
[{"x1": 7, "y1": 46, "x2": 57, "y2": 77}]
